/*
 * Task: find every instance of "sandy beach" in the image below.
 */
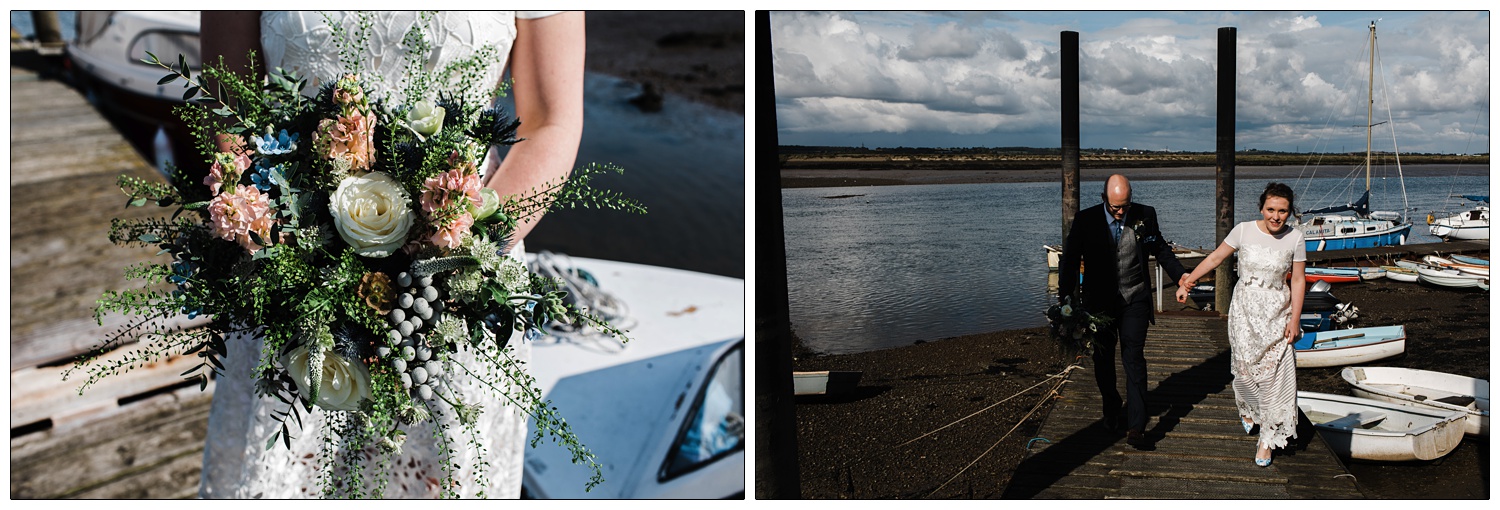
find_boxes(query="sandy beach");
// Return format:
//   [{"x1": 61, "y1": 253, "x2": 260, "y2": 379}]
[
  {"x1": 790, "y1": 277, "x2": 1488, "y2": 499},
  {"x1": 584, "y1": 11, "x2": 743, "y2": 115}
]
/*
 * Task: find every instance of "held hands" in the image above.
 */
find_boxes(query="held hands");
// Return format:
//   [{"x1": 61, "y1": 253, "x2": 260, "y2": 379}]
[
  {"x1": 1178, "y1": 274, "x2": 1197, "y2": 290},
  {"x1": 1175, "y1": 273, "x2": 1198, "y2": 304}
]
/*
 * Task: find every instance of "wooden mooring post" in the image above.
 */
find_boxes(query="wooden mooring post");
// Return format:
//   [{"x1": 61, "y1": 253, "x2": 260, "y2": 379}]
[
  {"x1": 1214, "y1": 26, "x2": 1237, "y2": 314},
  {"x1": 1060, "y1": 30, "x2": 1080, "y2": 241}
]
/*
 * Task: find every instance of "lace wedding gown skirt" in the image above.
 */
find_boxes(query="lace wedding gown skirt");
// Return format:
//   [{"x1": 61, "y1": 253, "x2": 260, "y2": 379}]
[
  {"x1": 1226, "y1": 242, "x2": 1300, "y2": 450},
  {"x1": 199, "y1": 11, "x2": 552, "y2": 498}
]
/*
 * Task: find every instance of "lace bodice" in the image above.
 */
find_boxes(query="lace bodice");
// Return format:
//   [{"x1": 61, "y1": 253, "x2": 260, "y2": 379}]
[
  {"x1": 261, "y1": 11, "x2": 535, "y2": 105},
  {"x1": 200, "y1": 12, "x2": 558, "y2": 499}
]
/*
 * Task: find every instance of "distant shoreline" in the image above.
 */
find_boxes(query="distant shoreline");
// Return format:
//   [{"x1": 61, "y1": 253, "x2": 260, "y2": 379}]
[{"x1": 780, "y1": 164, "x2": 1490, "y2": 189}]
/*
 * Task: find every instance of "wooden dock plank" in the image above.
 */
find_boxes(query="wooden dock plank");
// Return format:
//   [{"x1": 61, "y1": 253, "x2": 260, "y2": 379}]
[
  {"x1": 1002, "y1": 315, "x2": 1367, "y2": 498},
  {"x1": 10, "y1": 62, "x2": 212, "y2": 500}
]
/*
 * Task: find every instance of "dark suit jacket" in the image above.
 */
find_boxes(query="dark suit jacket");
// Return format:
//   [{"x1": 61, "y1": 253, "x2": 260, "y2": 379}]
[{"x1": 1058, "y1": 202, "x2": 1188, "y2": 321}]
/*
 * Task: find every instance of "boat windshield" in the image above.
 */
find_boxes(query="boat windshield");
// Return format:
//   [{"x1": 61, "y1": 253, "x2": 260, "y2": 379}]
[{"x1": 660, "y1": 341, "x2": 744, "y2": 480}]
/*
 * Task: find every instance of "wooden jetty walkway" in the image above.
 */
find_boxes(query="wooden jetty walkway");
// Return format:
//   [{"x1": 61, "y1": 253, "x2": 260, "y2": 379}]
[
  {"x1": 11, "y1": 57, "x2": 212, "y2": 498},
  {"x1": 1003, "y1": 315, "x2": 1367, "y2": 499}
]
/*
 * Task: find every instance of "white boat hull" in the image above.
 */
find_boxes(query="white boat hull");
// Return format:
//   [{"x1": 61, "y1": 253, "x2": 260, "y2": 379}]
[
  {"x1": 792, "y1": 371, "x2": 863, "y2": 396},
  {"x1": 1429, "y1": 206, "x2": 1489, "y2": 241},
  {"x1": 522, "y1": 256, "x2": 745, "y2": 499},
  {"x1": 1381, "y1": 266, "x2": 1419, "y2": 282},
  {"x1": 1342, "y1": 367, "x2": 1490, "y2": 437},
  {"x1": 1298, "y1": 391, "x2": 1467, "y2": 462},
  {"x1": 1415, "y1": 266, "x2": 1488, "y2": 289},
  {"x1": 1294, "y1": 326, "x2": 1406, "y2": 368}
]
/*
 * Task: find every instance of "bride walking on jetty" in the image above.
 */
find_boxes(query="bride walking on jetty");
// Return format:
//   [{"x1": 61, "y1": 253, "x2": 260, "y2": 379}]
[{"x1": 1176, "y1": 182, "x2": 1307, "y2": 467}]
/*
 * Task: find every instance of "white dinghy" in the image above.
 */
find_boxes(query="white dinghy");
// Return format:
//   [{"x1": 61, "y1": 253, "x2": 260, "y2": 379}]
[
  {"x1": 1380, "y1": 266, "x2": 1418, "y2": 283},
  {"x1": 1297, "y1": 391, "x2": 1467, "y2": 461},
  {"x1": 1294, "y1": 325, "x2": 1406, "y2": 368},
  {"x1": 1342, "y1": 367, "x2": 1489, "y2": 437},
  {"x1": 1414, "y1": 265, "x2": 1488, "y2": 290}
]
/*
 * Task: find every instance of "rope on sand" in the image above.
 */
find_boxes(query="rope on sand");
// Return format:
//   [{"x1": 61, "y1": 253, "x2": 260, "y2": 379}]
[
  {"x1": 823, "y1": 362, "x2": 1083, "y2": 497},
  {"x1": 895, "y1": 364, "x2": 1081, "y2": 448},
  {"x1": 924, "y1": 364, "x2": 1077, "y2": 498}
]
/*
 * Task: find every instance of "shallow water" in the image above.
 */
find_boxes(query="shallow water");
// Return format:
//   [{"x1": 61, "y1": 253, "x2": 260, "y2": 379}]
[
  {"x1": 504, "y1": 74, "x2": 746, "y2": 279},
  {"x1": 782, "y1": 172, "x2": 1488, "y2": 355}
]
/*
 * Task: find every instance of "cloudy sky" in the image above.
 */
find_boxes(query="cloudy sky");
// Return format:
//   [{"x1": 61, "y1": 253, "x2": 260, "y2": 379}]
[{"x1": 771, "y1": 11, "x2": 1490, "y2": 154}]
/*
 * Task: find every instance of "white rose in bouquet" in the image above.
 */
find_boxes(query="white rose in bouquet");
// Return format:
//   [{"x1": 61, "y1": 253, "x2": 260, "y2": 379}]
[
  {"x1": 330, "y1": 172, "x2": 414, "y2": 257},
  {"x1": 1060, "y1": 304, "x2": 1073, "y2": 317},
  {"x1": 405, "y1": 100, "x2": 446, "y2": 140},
  {"x1": 283, "y1": 344, "x2": 371, "y2": 412}
]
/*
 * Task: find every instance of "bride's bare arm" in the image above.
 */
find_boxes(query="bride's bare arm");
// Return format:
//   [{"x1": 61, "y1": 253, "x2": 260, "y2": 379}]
[{"x1": 485, "y1": 12, "x2": 585, "y2": 243}]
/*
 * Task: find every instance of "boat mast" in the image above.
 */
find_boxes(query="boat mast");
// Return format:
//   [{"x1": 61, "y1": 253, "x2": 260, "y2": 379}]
[{"x1": 1365, "y1": 21, "x2": 1375, "y2": 193}]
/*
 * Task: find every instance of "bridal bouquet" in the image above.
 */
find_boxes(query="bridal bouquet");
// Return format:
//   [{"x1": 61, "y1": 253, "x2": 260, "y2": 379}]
[
  {"x1": 65, "y1": 17, "x2": 640, "y2": 497},
  {"x1": 1045, "y1": 295, "x2": 1113, "y2": 357}
]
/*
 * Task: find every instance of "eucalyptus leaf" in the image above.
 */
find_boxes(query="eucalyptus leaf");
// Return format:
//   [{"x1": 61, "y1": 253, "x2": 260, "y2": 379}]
[
  {"x1": 157, "y1": 74, "x2": 179, "y2": 85},
  {"x1": 266, "y1": 429, "x2": 281, "y2": 451},
  {"x1": 138, "y1": 233, "x2": 161, "y2": 243},
  {"x1": 183, "y1": 86, "x2": 200, "y2": 101},
  {"x1": 130, "y1": 197, "x2": 149, "y2": 207}
]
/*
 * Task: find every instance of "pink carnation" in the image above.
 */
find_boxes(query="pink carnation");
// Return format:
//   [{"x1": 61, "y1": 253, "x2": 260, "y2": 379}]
[
  {"x1": 315, "y1": 111, "x2": 375, "y2": 172},
  {"x1": 207, "y1": 184, "x2": 275, "y2": 253},
  {"x1": 430, "y1": 213, "x2": 473, "y2": 249},
  {"x1": 419, "y1": 168, "x2": 482, "y2": 249},
  {"x1": 420, "y1": 168, "x2": 482, "y2": 215}
]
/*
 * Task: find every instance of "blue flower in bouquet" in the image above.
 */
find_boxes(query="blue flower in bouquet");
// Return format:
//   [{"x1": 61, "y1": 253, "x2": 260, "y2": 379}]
[
  {"x1": 252, "y1": 129, "x2": 299, "y2": 155},
  {"x1": 249, "y1": 161, "x2": 283, "y2": 192},
  {"x1": 168, "y1": 260, "x2": 195, "y2": 285}
]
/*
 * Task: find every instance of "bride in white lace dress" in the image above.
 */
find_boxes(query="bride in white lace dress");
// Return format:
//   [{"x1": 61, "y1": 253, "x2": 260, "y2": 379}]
[
  {"x1": 197, "y1": 11, "x2": 584, "y2": 498},
  {"x1": 1176, "y1": 182, "x2": 1306, "y2": 468}
]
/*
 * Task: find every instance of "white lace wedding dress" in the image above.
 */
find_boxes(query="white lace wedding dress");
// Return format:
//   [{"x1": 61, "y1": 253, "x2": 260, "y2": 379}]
[
  {"x1": 199, "y1": 11, "x2": 557, "y2": 499},
  {"x1": 1223, "y1": 220, "x2": 1306, "y2": 450}
]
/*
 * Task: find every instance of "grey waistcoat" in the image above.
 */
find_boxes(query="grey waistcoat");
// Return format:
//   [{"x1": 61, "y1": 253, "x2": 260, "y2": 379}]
[{"x1": 1116, "y1": 225, "x2": 1149, "y2": 304}]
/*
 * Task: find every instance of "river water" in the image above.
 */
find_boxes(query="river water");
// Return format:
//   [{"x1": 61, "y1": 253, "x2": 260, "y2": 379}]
[{"x1": 782, "y1": 170, "x2": 1488, "y2": 354}]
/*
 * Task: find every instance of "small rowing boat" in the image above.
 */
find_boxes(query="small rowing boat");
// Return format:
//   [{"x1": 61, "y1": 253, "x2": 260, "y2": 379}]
[
  {"x1": 1380, "y1": 266, "x2": 1418, "y2": 283},
  {"x1": 1423, "y1": 255, "x2": 1489, "y2": 277},
  {"x1": 1414, "y1": 265, "x2": 1488, "y2": 290},
  {"x1": 793, "y1": 371, "x2": 863, "y2": 396},
  {"x1": 1297, "y1": 391, "x2": 1467, "y2": 461},
  {"x1": 1305, "y1": 267, "x2": 1362, "y2": 284},
  {"x1": 1450, "y1": 254, "x2": 1489, "y2": 266},
  {"x1": 1294, "y1": 325, "x2": 1405, "y2": 368},
  {"x1": 1342, "y1": 366, "x2": 1489, "y2": 437}
]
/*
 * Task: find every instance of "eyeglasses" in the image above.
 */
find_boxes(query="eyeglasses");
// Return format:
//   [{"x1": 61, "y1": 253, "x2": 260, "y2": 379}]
[{"x1": 1106, "y1": 201, "x2": 1130, "y2": 213}]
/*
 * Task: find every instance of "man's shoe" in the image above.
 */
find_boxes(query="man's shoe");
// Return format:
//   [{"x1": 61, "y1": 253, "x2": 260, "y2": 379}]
[
  {"x1": 1102, "y1": 413, "x2": 1122, "y2": 433},
  {"x1": 1125, "y1": 429, "x2": 1149, "y2": 448}
]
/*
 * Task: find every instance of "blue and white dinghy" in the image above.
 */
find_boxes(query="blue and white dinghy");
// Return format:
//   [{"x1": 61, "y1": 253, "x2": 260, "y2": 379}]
[{"x1": 1293, "y1": 325, "x2": 1405, "y2": 368}]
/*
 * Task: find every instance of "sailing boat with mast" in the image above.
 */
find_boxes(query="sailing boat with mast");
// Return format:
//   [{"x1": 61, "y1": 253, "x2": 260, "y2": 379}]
[{"x1": 1297, "y1": 21, "x2": 1413, "y2": 252}]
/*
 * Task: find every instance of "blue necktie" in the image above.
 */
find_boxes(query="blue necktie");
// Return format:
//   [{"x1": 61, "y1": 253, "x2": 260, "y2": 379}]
[{"x1": 1111, "y1": 220, "x2": 1122, "y2": 243}]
